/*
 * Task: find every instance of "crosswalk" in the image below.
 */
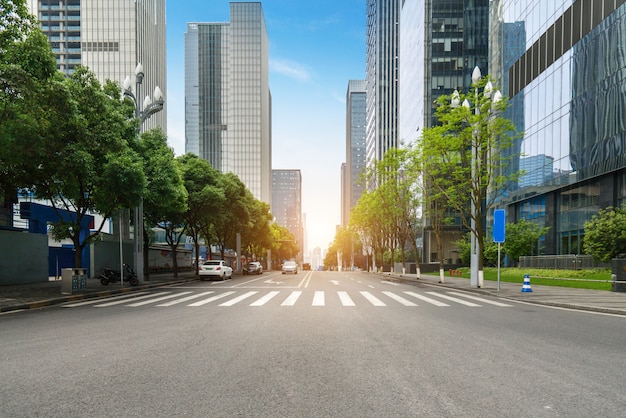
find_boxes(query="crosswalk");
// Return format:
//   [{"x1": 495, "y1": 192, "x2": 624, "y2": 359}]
[{"x1": 63, "y1": 289, "x2": 513, "y2": 309}]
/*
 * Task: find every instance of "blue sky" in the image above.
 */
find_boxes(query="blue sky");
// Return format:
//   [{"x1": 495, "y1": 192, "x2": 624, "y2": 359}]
[{"x1": 165, "y1": 1, "x2": 366, "y2": 252}]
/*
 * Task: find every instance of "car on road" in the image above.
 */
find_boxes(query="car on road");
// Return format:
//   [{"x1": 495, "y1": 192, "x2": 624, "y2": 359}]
[
  {"x1": 199, "y1": 260, "x2": 232, "y2": 280},
  {"x1": 282, "y1": 260, "x2": 298, "y2": 274},
  {"x1": 243, "y1": 261, "x2": 263, "y2": 275}
]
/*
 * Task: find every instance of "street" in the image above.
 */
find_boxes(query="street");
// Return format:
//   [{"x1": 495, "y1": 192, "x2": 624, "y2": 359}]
[{"x1": 1, "y1": 271, "x2": 625, "y2": 417}]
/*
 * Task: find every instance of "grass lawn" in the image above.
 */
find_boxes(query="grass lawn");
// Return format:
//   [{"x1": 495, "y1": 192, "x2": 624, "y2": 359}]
[{"x1": 447, "y1": 267, "x2": 613, "y2": 291}]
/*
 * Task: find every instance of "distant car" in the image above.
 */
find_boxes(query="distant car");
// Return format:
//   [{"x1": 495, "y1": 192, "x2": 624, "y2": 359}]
[
  {"x1": 243, "y1": 261, "x2": 263, "y2": 275},
  {"x1": 282, "y1": 261, "x2": 298, "y2": 274},
  {"x1": 303, "y1": 263, "x2": 311, "y2": 271},
  {"x1": 199, "y1": 260, "x2": 232, "y2": 280}
]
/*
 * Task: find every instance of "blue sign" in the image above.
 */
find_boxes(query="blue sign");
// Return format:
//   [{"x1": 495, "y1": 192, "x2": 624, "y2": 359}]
[{"x1": 493, "y1": 209, "x2": 506, "y2": 243}]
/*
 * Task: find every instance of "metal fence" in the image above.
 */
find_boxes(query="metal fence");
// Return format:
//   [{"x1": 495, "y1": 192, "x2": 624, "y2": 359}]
[{"x1": 518, "y1": 255, "x2": 610, "y2": 270}]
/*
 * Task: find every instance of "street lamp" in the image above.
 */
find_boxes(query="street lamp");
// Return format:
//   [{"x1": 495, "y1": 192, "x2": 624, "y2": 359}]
[
  {"x1": 452, "y1": 66, "x2": 501, "y2": 288},
  {"x1": 122, "y1": 63, "x2": 164, "y2": 283}
]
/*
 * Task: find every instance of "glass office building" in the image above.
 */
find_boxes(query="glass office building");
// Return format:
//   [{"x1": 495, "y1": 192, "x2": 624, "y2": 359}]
[
  {"x1": 185, "y1": 2, "x2": 272, "y2": 204},
  {"x1": 343, "y1": 80, "x2": 367, "y2": 226},
  {"x1": 27, "y1": 0, "x2": 167, "y2": 133},
  {"x1": 272, "y1": 170, "x2": 303, "y2": 258},
  {"x1": 491, "y1": 0, "x2": 626, "y2": 255}
]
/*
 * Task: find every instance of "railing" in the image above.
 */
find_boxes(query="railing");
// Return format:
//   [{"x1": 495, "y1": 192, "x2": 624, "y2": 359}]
[{"x1": 518, "y1": 255, "x2": 610, "y2": 270}]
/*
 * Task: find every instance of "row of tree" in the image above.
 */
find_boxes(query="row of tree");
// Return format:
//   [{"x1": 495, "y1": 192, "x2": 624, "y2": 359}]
[{"x1": 0, "y1": 1, "x2": 299, "y2": 273}]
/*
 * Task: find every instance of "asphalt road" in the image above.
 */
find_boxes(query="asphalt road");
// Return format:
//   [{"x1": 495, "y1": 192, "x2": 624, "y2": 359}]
[{"x1": 1, "y1": 271, "x2": 625, "y2": 417}]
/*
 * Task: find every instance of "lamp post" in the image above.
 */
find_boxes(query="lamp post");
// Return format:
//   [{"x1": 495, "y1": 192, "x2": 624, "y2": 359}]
[
  {"x1": 452, "y1": 66, "x2": 501, "y2": 288},
  {"x1": 122, "y1": 63, "x2": 164, "y2": 283}
]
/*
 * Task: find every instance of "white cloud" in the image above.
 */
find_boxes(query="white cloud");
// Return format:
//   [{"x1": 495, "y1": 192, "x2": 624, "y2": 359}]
[{"x1": 270, "y1": 58, "x2": 312, "y2": 82}]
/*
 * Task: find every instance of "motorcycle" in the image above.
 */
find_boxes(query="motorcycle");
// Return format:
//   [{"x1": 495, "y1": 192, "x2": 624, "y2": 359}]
[{"x1": 99, "y1": 263, "x2": 139, "y2": 286}]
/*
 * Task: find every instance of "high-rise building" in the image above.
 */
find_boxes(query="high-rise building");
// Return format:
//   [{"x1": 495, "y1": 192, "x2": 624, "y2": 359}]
[
  {"x1": 399, "y1": 0, "x2": 489, "y2": 264},
  {"x1": 366, "y1": 0, "x2": 400, "y2": 169},
  {"x1": 185, "y1": 2, "x2": 272, "y2": 204},
  {"x1": 27, "y1": 0, "x2": 167, "y2": 133},
  {"x1": 491, "y1": 0, "x2": 626, "y2": 255},
  {"x1": 272, "y1": 169, "x2": 303, "y2": 259},
  {"x1": 343, "y1": 80, "x2": 367, "y2": 226}
]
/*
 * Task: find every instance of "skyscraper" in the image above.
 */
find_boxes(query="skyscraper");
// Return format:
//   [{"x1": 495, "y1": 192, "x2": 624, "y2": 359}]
[
  {"x1": 366, "y1": 0, "x2": 400, "y2": 169},
  {"x1": 272, "y1": 169, "x2": 303, "y2": 259},
  {"x1": 491, "y1": 0, "x2": 626, "y2": 256},
  {"x1": 343, "y1": 80, "x2": 367, "y2": 226},
  {"x1": 185, "y1": 2, "x2": 272, "y2": 204},
  {"x1": 27, "y1": 0, "x2": 167, "y2": 133}
]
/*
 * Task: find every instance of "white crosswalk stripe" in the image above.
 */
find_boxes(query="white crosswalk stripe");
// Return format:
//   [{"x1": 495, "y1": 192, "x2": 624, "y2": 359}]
[
  {"x1": 425, "y1": 291, "x2": 480, "y2": 307},
  {"x1": 63, "y1": 289, "x2": 514, "y2": 309},
  {"x1": 446, "y1": 291, "x2": 513, "y2": 307}
]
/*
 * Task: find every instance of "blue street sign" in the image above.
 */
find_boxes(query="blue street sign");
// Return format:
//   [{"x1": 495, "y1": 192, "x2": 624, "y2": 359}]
[{"x1": 493, "y1": 209, "x2": 505, "y2": 243}]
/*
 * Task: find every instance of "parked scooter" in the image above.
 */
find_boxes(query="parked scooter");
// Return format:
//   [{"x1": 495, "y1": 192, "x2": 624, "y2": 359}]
[{"x1": 99, "y1": 263, "x2": 139, "y2": 286}]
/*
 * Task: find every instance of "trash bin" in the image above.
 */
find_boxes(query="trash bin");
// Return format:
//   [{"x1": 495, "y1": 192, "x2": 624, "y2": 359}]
[
  {"x1": 61, "y1": 268, "x2": 87, "y2": 295},
  {"x1": 610, "y1": 259, "x2": 626, "y2": 293}
]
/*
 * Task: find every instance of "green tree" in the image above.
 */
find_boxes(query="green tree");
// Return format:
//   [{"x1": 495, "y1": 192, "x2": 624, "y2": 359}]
[
  {"x1": 241, "y1": 199, "x2": 273, "y2": 264},
  {"x1": 503, "y1": 219, "x2": 550, "y2": 266},
  {"x1": 138, "y1": 129, "x2": 187, "y2": 277},
  {"x1": 420, "y1": 72, "x2": 520, "y2": 286},
  {"x1": 270, "y1": 223, "x2": 299, "y2": 268},
  {"x1": 178, "y1": 153, "x2": 225, "y2": 273},
  {"x1": 212, "y1": 172, "x2": 252, "y2": 261},
  {"x1": 32, "y1": 67, "x2": 143, "y2": 268},
  {"x1": 583, "y1": 204, "x2": 626, "y2": 262}
]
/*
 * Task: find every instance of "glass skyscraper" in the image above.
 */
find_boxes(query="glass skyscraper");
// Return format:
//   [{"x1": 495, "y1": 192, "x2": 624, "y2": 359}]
[
  {"x1": 366, "y1": 0, "x2": 400, "y2": 169},
  {"x1": 272, "y1": 170, "x2": 303, "y2": 259},
  {"x1": 343, "y1": 80, "x2": 366, "y2": 226},
  {"x1": 27, "y1": 0, "x2": 167, "y2": 133},
  {"x1": 491, "y1": 0, "x2": 626, "y2": 255},
  {"x1": 185, "y1": 2, "x2": 272, "y2": 204}
]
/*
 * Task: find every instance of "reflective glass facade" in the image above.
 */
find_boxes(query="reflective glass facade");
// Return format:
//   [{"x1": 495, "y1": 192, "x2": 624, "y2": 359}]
[
  {"x1": 491, "y1": 0, "x2": 626, "y2": 255},
  {"x1": 343, "y1": 80, "x2": 367, "y2": 226},
  {"x1": 185, "y1": 3, "x2": 271, "y2": 204},
  {"x1": 272, "y1": 170, "x2": 303, "y2": 257},
  {"x1": 28, "y1": 0, "x2": 167, "y2": 133}
]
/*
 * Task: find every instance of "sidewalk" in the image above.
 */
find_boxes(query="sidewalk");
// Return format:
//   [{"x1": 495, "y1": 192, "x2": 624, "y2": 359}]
[
  {"x1": 380, "y1": 272, "x2": 626, "y2": 316},
  {"x1": 0, "y1": 271, "x2": 199, "y2": 313},
  {"x1": 2, "y1": 270, "x2": 626, "y2": 316}
]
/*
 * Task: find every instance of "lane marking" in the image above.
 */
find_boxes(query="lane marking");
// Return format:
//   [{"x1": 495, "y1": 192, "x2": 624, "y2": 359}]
[
  {"x1": 281, "y1": 291, "x2": 302, "y2": 306},
  {"x1": 219, "y1": 291, "x2": 258, "y2": 306},
  {"x1": 127, "y1": 292, "x2": 193, "y2": 307},
  {"x1": 312, "y1": 291, "x2": 325, "y2": 306},
  {"x1": 360, "y1": 291, "x2": 386, "y2": 306},
  {"x1": 63, "y1": 292, "x2": 150, "y2": 307},
  {"x1": 157, "y1": 291, "x2": 215, "y2": 306},
  {"x1": 250, "y1": 291, "x2": 280, "y2": 306},
  {"x1": 404, "y1": 291, "x2": 450, "y2": 307},
  {"x1": 447, "y1": 291, "x2": 513, "y2": 307},
  {"x1": 94, "y1": 292, "x2": 171, "y2": 307},
  {"x1": 382, "y1": 291, "x2": 417, "y2": 306},
  {"x1": 426, "y1": 292, "x2": 480, "y2": 307},
  {"x1": 338, "y1": 291, "x2": 355, "y2": 306},
  {"x1": 188, "y1": 291, "x2": 235, "y2": 306}
]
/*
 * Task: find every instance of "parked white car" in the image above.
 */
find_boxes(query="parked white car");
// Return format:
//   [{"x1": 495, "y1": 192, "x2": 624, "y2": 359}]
[{"x1": 199, "y1": 260, "x2": 232, "y2": 280}]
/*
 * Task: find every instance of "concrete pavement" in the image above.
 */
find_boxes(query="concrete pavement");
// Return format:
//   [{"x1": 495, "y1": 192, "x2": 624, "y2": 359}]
[{"x1": 2, "y1": 270, "x2": 626, "y2": 316}]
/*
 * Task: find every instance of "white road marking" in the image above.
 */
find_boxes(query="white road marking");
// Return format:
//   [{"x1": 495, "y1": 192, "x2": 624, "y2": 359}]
[
  {"x1": 360, "y1": 291, "x2": 386, "y2": 306},
  {"x1": 382, "y1": 280, "x2": 400, "y2": 286},
  {"x1": 382, "y1": 291, "x2": 418, "y2": 306},
  {"x1": 63, "y1": 292, "x2": 149, "y2": 307},
  {"x1": 250, "y1": 291, "x2": 280, "y2": 306},
  {"x1": 447, "y1": 291, "x2": 513, "y2": 307},
  {"x1": 338, "y1": 291, "x2": 355, "y2": 306},
  {"x1": 281, "y1": 291, "x2": 302, "y2": 306},
  {"x1": 312, "y1": 291, "x2": 325, "y2": 306},
  {"x1": 157, "y1": 291, "x2": 215, "y2": 306},
  {"x1": 404, "y1": 291, "x2": 450, "y2": 307},
  {"x1": 94, "y1": 292, "x2": 171, "y2": 307},
  {"x1": 219, "y1": 291, "x2": 258, "y2": 306},
  {"x1": 127, "y1": 292, "x2": 193, "y2": 307},
  {"x1": 426, "y1": 292, "x2": 480, "y2": 307},
  {"x1": 188, "y1": 291, "x2": 235, "y2": 306}
]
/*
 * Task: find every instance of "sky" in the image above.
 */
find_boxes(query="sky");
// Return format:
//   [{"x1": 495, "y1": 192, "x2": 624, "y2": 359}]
[{"x1": 165, "y1": 1, "x2": 366, "y2": 253}]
